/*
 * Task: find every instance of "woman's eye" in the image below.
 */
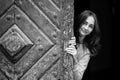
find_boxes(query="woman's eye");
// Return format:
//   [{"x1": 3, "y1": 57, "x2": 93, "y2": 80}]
[
  {"x1": 89, "y1": 24, "x2": 94, "y2": 28},
  {"x1": 83, "y1": 21, "x2": 88, "y2": 25}
]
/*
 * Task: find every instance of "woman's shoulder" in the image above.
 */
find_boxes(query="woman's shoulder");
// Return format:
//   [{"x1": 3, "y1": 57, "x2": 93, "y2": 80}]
[{"x1": 74, "y1": 43, "x2": 90, "y2": 64}]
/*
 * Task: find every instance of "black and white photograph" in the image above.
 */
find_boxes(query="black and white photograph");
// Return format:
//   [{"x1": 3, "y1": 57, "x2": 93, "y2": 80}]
[{"x1": 0, "y1": 0, "x2": 113, "y2": 80}]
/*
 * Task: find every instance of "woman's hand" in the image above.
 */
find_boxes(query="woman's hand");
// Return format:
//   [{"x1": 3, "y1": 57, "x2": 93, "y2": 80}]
[{"x1": 65, "y1": 37, "x2": 77, "y2": 55}]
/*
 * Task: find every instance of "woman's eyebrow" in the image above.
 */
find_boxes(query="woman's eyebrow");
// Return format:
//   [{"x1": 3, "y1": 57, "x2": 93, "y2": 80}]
[{"x1": 83, "y1": 21, "x2": 88, "y2": 25}]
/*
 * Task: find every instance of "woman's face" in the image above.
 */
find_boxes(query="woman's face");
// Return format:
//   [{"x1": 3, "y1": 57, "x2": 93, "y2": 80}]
[{"x1": 79, "y1": 16, "x2": 95, "y2": 36}]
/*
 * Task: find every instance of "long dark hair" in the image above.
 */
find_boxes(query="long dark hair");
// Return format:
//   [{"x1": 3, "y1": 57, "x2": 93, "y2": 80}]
[{"x1": 74, "y1": 10, "x2": 101, "y2": 56}]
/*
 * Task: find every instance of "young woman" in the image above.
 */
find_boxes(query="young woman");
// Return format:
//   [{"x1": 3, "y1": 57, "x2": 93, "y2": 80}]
[{"x1": 65, "y1": 10, "x2": 101, "y2": 80}]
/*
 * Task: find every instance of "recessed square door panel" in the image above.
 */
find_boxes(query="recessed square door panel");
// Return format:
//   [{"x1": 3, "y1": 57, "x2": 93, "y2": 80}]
[{"x1": 0, "y1": 0, "x2": 74, "y2": 80}]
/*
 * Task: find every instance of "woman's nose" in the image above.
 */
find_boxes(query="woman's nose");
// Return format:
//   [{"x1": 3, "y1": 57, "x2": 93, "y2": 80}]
[{"x1": 84, "y1": 25, "x2": 89, "y2": 30}]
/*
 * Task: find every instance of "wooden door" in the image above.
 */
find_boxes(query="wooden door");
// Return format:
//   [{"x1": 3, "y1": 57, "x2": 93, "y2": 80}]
[{"x1": 0, "y1": 0, "x2": 74, "y2": 80}]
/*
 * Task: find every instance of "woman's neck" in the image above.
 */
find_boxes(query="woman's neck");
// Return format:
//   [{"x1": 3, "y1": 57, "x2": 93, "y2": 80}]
[{"x1": 79, "y1": 36, "x2": 85, "y2": 44}]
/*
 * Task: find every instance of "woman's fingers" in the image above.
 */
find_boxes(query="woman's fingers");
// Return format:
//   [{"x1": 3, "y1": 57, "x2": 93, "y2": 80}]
[
  {"x1": 65, "y1": 49, "x2": 75, "y2": 52},
  {"x1": 66, "y1": 45, "x2": 76, "y2": 49},
  {"x1": 64, "y1": 37, "x2": 77, "y2": 55},
  {"x1": 65, "y1": 48, "x2": 75, "y2": 51},
  {"x1": 71, "y1": 37, "x2": 75, "y2": 39},
  {"x1": 66, "y1": 50, "x2": 75, "y2": 54},
  {"x1": 65, "y1": 49, "x2": 77, "y2": 55},
  {"x1": 69, "y1": 40, "x2": 75, "y2": 43},
  {"x1": 65, "y1": 46, "x2": 77, "y2": 55},
  {"x1": 69, "y1": 39, "x2": 76, "y2": 45},
  {"x1": 67, "y1": 37, "x2": 76, "y2": 46},
  {"x1": 69, "y1": 44, "x2": 75, "y2": 48}
]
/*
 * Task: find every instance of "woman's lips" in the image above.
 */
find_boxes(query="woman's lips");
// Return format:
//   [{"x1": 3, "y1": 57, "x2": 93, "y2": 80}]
[{"x1": 81, "y1": 28, "x2": 89, "y2": 34}]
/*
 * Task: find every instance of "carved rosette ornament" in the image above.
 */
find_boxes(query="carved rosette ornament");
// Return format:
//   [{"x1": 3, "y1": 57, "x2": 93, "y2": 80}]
[
  {"x1": 0, "y1": 24, "x2": 33, "y2": 63},
  {"x1": 3, "y1": 33, "x2": 24, "y2": 56},
  {"x1": 5, "y1": 36, "x2": 22, "y2": 52}
]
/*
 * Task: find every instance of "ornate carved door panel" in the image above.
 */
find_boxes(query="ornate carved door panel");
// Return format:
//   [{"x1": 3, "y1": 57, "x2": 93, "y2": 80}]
[{"x1": 0, "y1": 0, "x2": 74, "y2": 80}]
